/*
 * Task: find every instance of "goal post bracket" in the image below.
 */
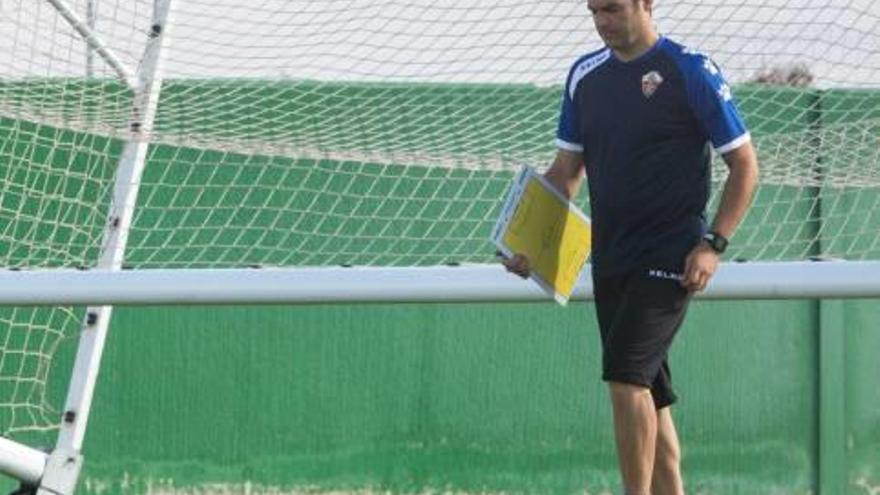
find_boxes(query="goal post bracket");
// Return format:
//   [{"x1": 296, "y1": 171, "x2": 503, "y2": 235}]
[{"x1": 34, "y1": 451, "x2": 81, "y2": 495}]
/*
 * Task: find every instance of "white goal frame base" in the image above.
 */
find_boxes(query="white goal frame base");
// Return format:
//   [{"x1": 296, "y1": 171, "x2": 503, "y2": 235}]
[{"x1": 0, "y1": 437, "x2": 45, "y2": 487}]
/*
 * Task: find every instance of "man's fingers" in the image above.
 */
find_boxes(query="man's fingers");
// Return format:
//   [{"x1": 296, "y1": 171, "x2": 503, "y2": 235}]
[
  {"x1": 683, "y1": 268, "x2": 698, "y2": 289},
  {"x1": 681, "y1": 266, "x2": 701, "y2": 291},
  {"x1": 681, "y1": 254, "x2": 696, "y2": 288},
  {"x1": 685, "y1": 269, "x2": 711, "y2": 292},
  {"x1": 503, "y1": 259, "x2": 523, "y2": 274},
  {"x1": 501, "y1": 253, "x2": 530, "y2": 278}
]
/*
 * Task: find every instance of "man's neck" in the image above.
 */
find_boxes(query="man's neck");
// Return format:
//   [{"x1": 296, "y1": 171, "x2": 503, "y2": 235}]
[{"x1": 613, "y1": 29, "x2": 659, "y2": 62}]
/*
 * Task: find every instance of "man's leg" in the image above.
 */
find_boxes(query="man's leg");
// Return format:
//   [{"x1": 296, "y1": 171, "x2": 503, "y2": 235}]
[
  {"x1": 596, "y1": 270, "x2": 690, "y2": 495},
  {"x1": 651, "y1": 406, "x2": 684, "y2": 495},
  {"x1": 609, "y1": 381, "x2": 657, "y2": 495}
]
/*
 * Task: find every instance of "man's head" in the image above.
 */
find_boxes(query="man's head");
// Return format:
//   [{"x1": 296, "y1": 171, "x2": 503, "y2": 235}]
[{"x1": 587, "y1": 0, "x2": 655, "y2": 55}]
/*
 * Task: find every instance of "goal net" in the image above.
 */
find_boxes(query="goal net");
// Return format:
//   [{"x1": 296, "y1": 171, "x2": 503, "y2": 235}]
[{"x1": 0, "y1": 0, "x2": 878, "y2": 484}]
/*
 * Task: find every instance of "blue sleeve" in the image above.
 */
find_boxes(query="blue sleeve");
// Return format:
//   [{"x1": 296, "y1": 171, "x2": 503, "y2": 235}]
[
  {"x1": 556, "y1": 68, "x2": 584, "y2": 153},
  {"x1": 683, "y1": 54, "x2": 750, "y2": 153}
]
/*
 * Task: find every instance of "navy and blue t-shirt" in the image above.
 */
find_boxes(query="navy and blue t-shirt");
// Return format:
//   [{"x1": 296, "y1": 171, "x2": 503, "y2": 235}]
[{"x1": 556, "y1": 36, "x2": 750, "y2": 277}]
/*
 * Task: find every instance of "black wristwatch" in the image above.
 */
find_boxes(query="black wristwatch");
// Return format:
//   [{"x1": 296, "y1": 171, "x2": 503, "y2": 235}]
[{"x1": 702, "y1": 231, "x2": 728, "y2": 254}]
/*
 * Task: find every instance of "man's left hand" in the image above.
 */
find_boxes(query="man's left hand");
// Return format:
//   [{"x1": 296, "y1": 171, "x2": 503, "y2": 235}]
[{"x1": 682, "y1": 243, "x2": 719, "y2": 292}]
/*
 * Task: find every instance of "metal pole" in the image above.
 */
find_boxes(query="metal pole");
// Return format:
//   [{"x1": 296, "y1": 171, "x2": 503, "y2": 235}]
[
  {"x1": 0, "y1": 261, "x2": 879, "y2": 306},
  {"x1": 0, "y1": 437, "x2": 46, "y2": 486},
  {"x1": 85, "y1": 0, "x2": 96, "y2": 77},
  {"x1": 35, "y1": 1, "x2": 174, "y2": 494},
  {"x1": 44, "y1": 0, "x2": 134, "y2": 88}
]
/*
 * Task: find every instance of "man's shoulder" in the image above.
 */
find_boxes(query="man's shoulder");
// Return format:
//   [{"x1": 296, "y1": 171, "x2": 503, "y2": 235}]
[
  {"x1": 659, "y1": 37, "x2": 721, "y2": 78},
  {"x1": 570, "y1": 46, "x2": 612, "y2": 69},
  {"x1": 565, "y1": 46, "x2": 612, "y2": 94},
  {"x1": 568, "y1": 47, "x2": 612, "y2": 78}
]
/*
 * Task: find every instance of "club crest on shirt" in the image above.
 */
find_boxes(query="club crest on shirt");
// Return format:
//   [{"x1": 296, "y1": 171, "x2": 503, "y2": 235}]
[{"x1": 641, "y1": 70, "x2": 664, "y2": 98}]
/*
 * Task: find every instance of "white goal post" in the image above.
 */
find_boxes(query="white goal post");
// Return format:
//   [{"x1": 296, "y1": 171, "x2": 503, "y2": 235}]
[
  {"x1": 0, "y1": 0, "x2": 878, "y2": 494},
  {"x1": 2, "y1": 0, "x2": 174, "y2": 493}
]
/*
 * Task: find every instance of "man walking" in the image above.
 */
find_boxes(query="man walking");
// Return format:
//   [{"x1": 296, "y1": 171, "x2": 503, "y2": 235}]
[{"x1": 503, "y1": 1, "x2": 759, "y2": 493}]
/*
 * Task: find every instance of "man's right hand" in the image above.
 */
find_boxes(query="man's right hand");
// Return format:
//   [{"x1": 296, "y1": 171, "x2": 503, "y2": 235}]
[{"x1": 499, "y1": 252, "x2": 531, "y2": 279}]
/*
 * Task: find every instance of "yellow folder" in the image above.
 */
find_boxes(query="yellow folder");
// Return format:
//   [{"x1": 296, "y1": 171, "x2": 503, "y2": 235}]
[{"x1": 491, "y1": 165, "x2": 591, "y2": 305}]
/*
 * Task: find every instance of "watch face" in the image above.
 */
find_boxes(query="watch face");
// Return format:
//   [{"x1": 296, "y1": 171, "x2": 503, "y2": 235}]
[{"x1": 705, "y1": 233, "x2": 727, "y2": 253}]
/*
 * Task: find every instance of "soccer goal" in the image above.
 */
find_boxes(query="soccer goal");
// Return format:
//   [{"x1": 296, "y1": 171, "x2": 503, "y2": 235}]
[{"x1": 0, "y1": 0, "x2": 878, "y2": 494}]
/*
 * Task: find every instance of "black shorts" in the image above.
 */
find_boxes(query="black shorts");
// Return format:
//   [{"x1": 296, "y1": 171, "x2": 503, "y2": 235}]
[{"x1": 593, "y1": 267, "x2": 692, "y2": 409}]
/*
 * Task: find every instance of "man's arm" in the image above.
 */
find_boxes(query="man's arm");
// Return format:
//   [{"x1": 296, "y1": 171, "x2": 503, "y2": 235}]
[
  {"x1": 544, "y1": 149, "x2": 586, "y2": 200},
  {"x1": 709, "y1": 142, "x2": 759, "y2": 239},
  {"x1": 682, "y1": 141, "x2": 759, "y2": 291},
  {"x1": 502, "y1": 149, "x2": 585, "y2": 278}
]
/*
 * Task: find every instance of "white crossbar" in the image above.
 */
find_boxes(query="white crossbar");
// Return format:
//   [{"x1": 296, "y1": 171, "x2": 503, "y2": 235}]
[{"x1": 0, "y1": 261, "x2": 878, "y2": 306}]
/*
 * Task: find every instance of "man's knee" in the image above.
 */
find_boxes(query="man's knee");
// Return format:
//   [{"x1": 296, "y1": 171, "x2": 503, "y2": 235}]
[{"x1": 608, "y1": 380, "x2": 652, "y2": 401}]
